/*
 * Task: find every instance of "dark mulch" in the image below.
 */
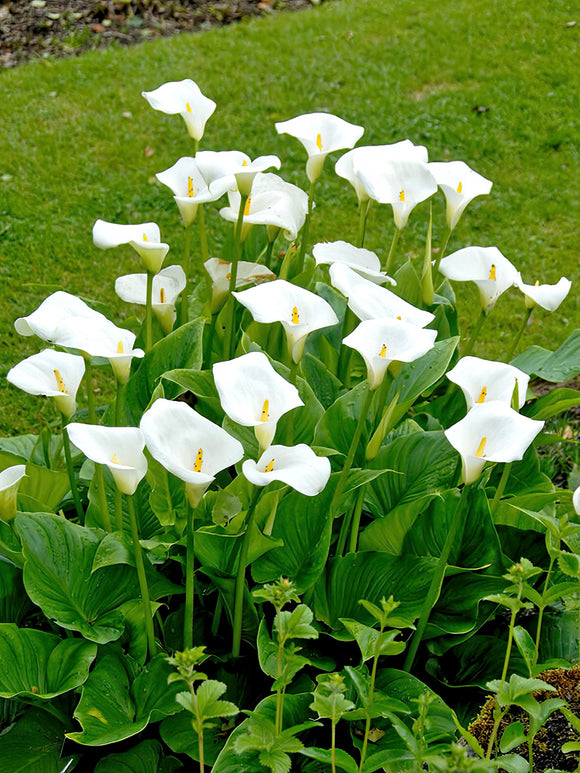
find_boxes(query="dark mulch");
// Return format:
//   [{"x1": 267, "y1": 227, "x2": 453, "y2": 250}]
[{"x1": 0, "y1": 0, "x2": 322, "y2": 68}]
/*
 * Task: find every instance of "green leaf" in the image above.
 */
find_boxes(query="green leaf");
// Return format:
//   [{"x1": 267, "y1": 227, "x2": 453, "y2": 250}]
[
  {"x1": 499, "y1": 721, "x2": 527, "y2": 753},
  {"x1": 300, "y1": 747, "x2": 358, "y2": 773},
  {"x1": 301, "y1": 353, "x2": 343, "y2": 409},
  {"x1": 19, "y1": 464, "x2": 70, "y2": 512},
  {"x1": 16, "y1": 513, "x2": 140, "y2": 643},
  {"x1": 0, "y1": 560, "x2": 28, "y2": 622},
  {"x1": 0, "y1": 624, "x2": 96, "y2": 699},
  {"x1": 160, "y1": 712, "x2": 228, "y2": 766},
  {"x1": 276, "y1": 372, "x2": 324, "y2": 447},
  {"x1": 256, "y1": 620, "x2": 311, "y2": 685},
  {"x1": 146, "y1": 456, "x2": 189, "y2": 529},
  {"x1": 494, "y1": 753, "x2": 531, "y2": 773},
  {"x1": 340, "y1": 620, "x2": 405, "y2": 662},
  {"x1": 196, "y1": 679, "x2": 238, "y2": 724},
  {"x1": 314, "y1": 381, "x2": 374, "y2": 459},
  {"x1": 67, "y1": 650, "x2": 182, "y2": 745},
  {"x1": 512, "y1": 330, "x2": 580, "y2": 382},
  {"x1": 314, "y1": 553, "x2": 437, "y2": 632},
  {"x1": 94, "y1": 740, "x2": 163, "y2": 772},
  {"x1": 523, "y1": 388, "x2": 580, "y2": 420},
  {"x1": 160, "y1": 369, "x2": 223, "y2": 424},
  {"x1": 275, "y1": 604, "x2": 318, "y2": 642},
  {"x1": 393, "y1": 259, "x2": 422, "y2": 307},
  {"x1": 513, "y1": 626, "x2": 536, "y2": 676},
  {"x1": 0, "y1": 708, "x2": 66, "y2": 773},
  {"x1": 559, "y1": 552, "x2": 580, "y2": 578}
]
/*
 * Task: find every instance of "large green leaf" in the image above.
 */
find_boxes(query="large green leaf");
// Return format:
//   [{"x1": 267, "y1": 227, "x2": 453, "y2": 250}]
[
  {"x1": 301, "y1": 353, "x2": 343, "y2": 410},
  {"x1": 16, "y1": 513, "x2": 140, "y2": 643},
  {"x1": 0, "y1": 624, "x2": 96, "y2": 699},
  {"x1": 0, "y1": 708, "x2": 68, "y2": 773},
  {"x1": 160, "y1": 368, "x2": 223, "y2": 424},
  {"x1": 126, "y1": 319, "x2": 204, "y2": 423},
  {"x1": 146, "y1": 456, "x2": 189, "y2": 529},
  {"x1": 94, "y1": 740, "x2": 168, "y2": 773},
  {"x1": 523, "y1": 387, "x2": 580, "y2": 420},
  {"x1": 511, "y1": 330, "x2": 580, "y2": 382},
  {"x1": 251, "y1": 486, "x2": 334, "y2": 593},
  {"x1": 314, "y1": 553, "x2": 438, "y2": 632},
  {"x1": 67, "y1": 650, "x2": 182, "y2": 745},
  {"x1": 161, "y1": 711, "x2": 227, "y2": 766},
  {"x1": 0, "y1": 561, "x2": 28, "y2": 622},
  {"x1": 314, "y1": 381, "x2": 374, "y2": 460},
  {"x1": 18, "y1": 464, "x2": 70, "y2": 513}
]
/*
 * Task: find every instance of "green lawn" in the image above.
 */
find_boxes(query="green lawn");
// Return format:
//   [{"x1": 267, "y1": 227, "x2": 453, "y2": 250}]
[{"x1": 0, "y1": 0, "x2": 578, "y2": 435}]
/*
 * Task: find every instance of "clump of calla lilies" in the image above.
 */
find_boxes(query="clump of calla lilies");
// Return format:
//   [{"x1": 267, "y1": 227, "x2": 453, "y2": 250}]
[{"x1": 3, "y1": 77, "x2": 578, "y2": 772}]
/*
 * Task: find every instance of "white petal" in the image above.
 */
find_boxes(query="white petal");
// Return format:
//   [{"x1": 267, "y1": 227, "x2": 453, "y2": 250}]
[
  {"x1": 14, "y1": 291, "x2": 106, "y2": 341},
  {"x1": 0, "y1": 465, "x2": 26, "y2": 522},
  {"x1": 446, "y1": 356, "x2": 529, "y2": 409},
  {"x1": 573, "y1": 486, "x2": 580, "y2": 516},
  {"x1": 312, "y1": 240, "x2": 396, "y2": 285},
  {"x1": 428, "y1": 160, "x2": 492, "y2": 231},
  {"x1": 142, "y1": 79, "x2": 216, "y2": 140},
  {"x1": 242, "y1": 444, "x2": 331, "y2": 496},
  {"x1": 515, "y1": 275, "x2": 572, "y2": 312},
  {"x1": 439, "y1": 246, "x2": 519, "y2": 313},
  {"x1": 7, "y1": 350, "x2": 85, "y2": 417}
]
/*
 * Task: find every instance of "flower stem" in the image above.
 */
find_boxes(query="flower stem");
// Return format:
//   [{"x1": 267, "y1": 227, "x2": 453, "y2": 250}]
[
  {"x1": 115, "y1": 380, "x2": 126, "y2": 427},
  {"x1": 198, "y1": 203, "x2": 209, "y2": 265},
  {"x1": 62, "y1": 418, "x2": 84, "y2": 520},
  {"x1": 84, "y1": 356, "x2": 96, "y2": 424},
  {"x1": 357, "y1": 199, "x2": 372, "y2": 248},
  {"x1": 263, "y1": 239, "x2": 275, "y2": 270},
  {"x1": 232, "y1": 489, "x2": 261, "y2": 658},
  {"x1": 462, "y1": 309, "x2": 487, "y2": 358},
  {"x1": 337, "y1": 307, "x2": 358, "y2": 387},
  {"x1": 500, "y1": 607, "x2": 518, "y2": 687},
  {"x1": 433, "y1": 227, "x2": 451, "y2": 275},
  {"x1": 295, "y1": 180, "x2": 316, "y2": 276},
  {"x1": 507, "y1": 308, "x2": 533, "y2": 362},
  {"x1": 331, "y1": 721, "x2": 337, "y2": 773},
  {"x1": 359, "y1": 620, "x2": 384, "y2": 771},
  {"x1": 95, "y1": 466, "x2": 112, "y2": 532},
  {"x1": 403, "y1": 484, "x2": 472, "y2": 672},
  {"x1": 179, "y1": 224, "x2": 193, "y2": 326},
  {"x1": 534, "y1": 555, "x2": 555, "y2": 667},
  {"x1": 223, "y1": 194, "x2": 248, "y2": 360},
  {"x1": 203, "y1": 313, "x2": 218, "y2": 370},
  {"x1": 491, "y1": 462, "x2": 512, "y2": 514},
  {"x1": 145, "y1": 270, "x2": 154, "y2": 352},
  {"x1": 184, "y1": 499, "x2": 196, "y2": 650},
  {"x1": 384, "y1": 228, "x2": 400, "y2": 274},
  {"x1": 126, "y1": 494, "x2": 156, "y2": 658},
  {"x1": 348, "y1": 483, "x2": 366, "y2": 554},
  {"x1": 114, "y1": 489, "x2": 124, "y2": 533}
]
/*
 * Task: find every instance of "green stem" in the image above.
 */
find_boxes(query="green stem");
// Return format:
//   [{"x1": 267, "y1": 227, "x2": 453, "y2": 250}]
[
  {"x1": 179, "y1": 224, "x2": 193, "y2": 326},
  {"x1": 145, "y1": 270, "x2": 154, "y2": 352},
  {"x1": 359, "y1": 623, "x2": 384, "y2": 771},
  {"x1": 491, "y1": 462, "x2": 512, "y2": 514},
  {"x1": 433, "y1": 227, "x2": 451, "y2": 275},
  {"x1": 263, "y1": 239, "x2": 275, "y2": 270},
  {"x1": 485, "y1": 706, "x2": 506, "y2": 760},
  {"x1": 331, "y1": 721, "x2": 337, "y2": 773},
  {"x1": 62, "y1": 418, "x2": 84, "y2": 520},
  {"x1": 403, "y1": 484, "x2": 472, "y2": 672},
  {"x1": 357, "y1": 199, "x2": 372, "y2": 248},
  {"x1": 126, "y1": 494, "x2": 156, "y2": 658},
  {"x1": 114, "y1": 489, "x2": 124, "y2": 532},
  {"x1": 348, "y1": 484, "x2": 366, "y2": 554},
  {"x1": 507, "y1": 308, "x2": 533, "y2": 362},
  {"x1": 203, "y1": 313, "x2": 218, "y2": 370},
  {"x1": 534, "y1": 555, "x2": 555, "y2": 667},
  {"x1": 295, "y1": 180, "x2": 316, "y2": 276},
  {"x1": 198, "y1": 203, "x2": 209, "y2": 264},
  {"x1": 384, "y1": 228, "x2": 400, "y2": 274},
  {"x1": 500, "y1": 606, "x2": 518, "y2": 688},
  {"x1": 95, "y1": 465, "x2": 112, "y2": 532},
  {"x1": 115, "y1": 380, "x2": 126, "y2": 427},
  {"x1": 337, "y1": 307, "x2": 358, "y2": 386},
  {"x1": 275, "y1": 639, "x2": 284, "y2": 735},
  {"x1": 84, "y1": 356, "x2": 96, "y2": 424},
  {"x1": 232, "y1": 490, "x2": 261, "y2": 658},
  {"x1": 184, "y1": 500, "x2": 196, "y2": 650},
  {"x1": 462, "y1": 309, "x2": 487, "y2": 358},
  {"x1": 223, "y1": 194, "x2": 248, "y2": 360}
]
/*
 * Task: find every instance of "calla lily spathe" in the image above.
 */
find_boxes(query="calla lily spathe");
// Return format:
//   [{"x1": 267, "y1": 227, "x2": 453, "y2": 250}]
[
  {"x1": 141, "y1": 79, "x2": 216, "y2": 141},
  {"x1": 53, "y1": 317, "x2": 145, "y2": 384},
  {"x1": 573, "y1": 486, "x2": 580, "y2": 516},
  {"x1": 213, "y1": 352, "x2": 304, "y2": 451},
  {"x1": 67, "y1": 424, "x2": 147, "y2": 496},
  {"x1": 232, "y1": 279, "x2": 339, "y2": 363},
  {"x1": 115, "y1": 266, "x2": 187, "y2": 334},
  {"x1": 335, "y1": 140, "x2": 428, "y2": 204},
  {"x1": 275, "y1": 112, "x2": 364, "y2": 183},
  {"x1": 242, "y1": 444, "x2": 331, "y2": 496},
  {"x1": 312, "y1": 241, "x2": 396, "y2": 285},
  {"x1": 6, "y1": 349, "x2": 85, "y2": 418},
  {"x1": 92, "y1": 220, "x2": 170, "y2": 274},
  {"x1": 428, "y1": 160, "x2": 493, "y2": 231},
  {"x1": 204, "y1": 259, "x2": 276, "y2": 314},
  {"x1": 353, "y1": 158, "x2": 438, "y2": 229},
  {"x1": 219, "y1": 173, "x2": 308, "y2": 241},
  {"x1": 140, "y1": 398, "x2": 244, "y2": 507},
  {"x1": 195, "y1": 150, "x2": 281, "y2": 198},
  {"x1": 446, "y1": 356, "x2": 529, "y2": 410},
  {"x1": 343, "y1": 318, "x2": 438, "y2": 390},
  {"x1": 515, "y1": 274, "x2": 572, "y2": 312},
  {"x1": 156, "y1": 157, "x2": 232, "y2": 227},
  {"x1": 438, "y1": 246, "x2": 519, "y2": 314},
  {"x1": 14, "y1": 291, "x2": 106, "y2": 342},
  {"x1": 444, "y1": 401, "x2": 544, "y2": 484},
  {"x1": 0, "y1": 465, "x2": 26, "y2": 522},
  {"x1": 329, "y1": 263, "x2": 434, "y2": 327}
]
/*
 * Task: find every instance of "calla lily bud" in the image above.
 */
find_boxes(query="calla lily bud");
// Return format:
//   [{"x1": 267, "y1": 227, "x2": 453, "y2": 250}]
[
  {"x1": 446, "y1": 356, "x2": 529, "y2": 410},
  {"x1": 444, "y1": 401, "x2": 544, "y2": 485},
  {"x1": 242, "y1": 444, "x2": 331, "y2": 496},
  {"x1": 0, "y1": 465, "x2": 26, "y2": 523},
  {"x1": 142, "y1": 79, "x2": 216, "y2": 141},
  {"x1": 7, "y1": 349, "x2": 85, "y2": 418},
  {"x1": 515, "y1": 274, "x2": 572, "y2": 312}
]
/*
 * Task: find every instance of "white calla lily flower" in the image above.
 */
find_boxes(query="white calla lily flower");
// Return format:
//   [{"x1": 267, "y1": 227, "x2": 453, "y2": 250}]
[
  {"x1": 233, "y1": 279, "x2": 339, "y2": 364},
  {"x1": 343, "y1": 318, "x2": 437, "y2": 390},
  {"x1": 242, "y1": 444, "x2": 331, "y2": 496},
  {"x1": 573, "y1": 486, "x2": 580, "y2": 516},
  {"x1": 444, "y1": 401, "x2": 544, "y2": 485},
  {"x1": 141, "y1": 79, "x2": 216, "y2": 141},
  {"x1": 204, "y1": 259, "x2": 276, "y2": 314},
  {"x1": 115, "y1": 266, "x2": 187, "y2": 334},
  {"x1": 155, "y1": 157, "x2": 232, "y2": 227},
  {"x1": 515, "y1": 274, "x2": 572, "y2": 312},
  {"x1": 275, "y1": 112, "x2": 364, "y2": 183},
  {"x1": 54, "y1": 317, "x2": 144, "y2": 384},
  {"x1": 353, "y1": 158, "x2": 438, "y2": 229},
  {"x1": 67, "y1": 424, "x2": 147, "y2": 496},
  {"x1": 447, "y1": 356, "x2": 529, "y2": 410},
  {"x1": 92, "y1": 219, "x2": 170, "y2": 274},
  {"x1": 219, "y1": 173, "x2": 308, "y2": 242},
  {"x1": 438, "y1": 246, "x2": 519, "y2": 314},
  {"x1": 428, "y1": 160, "x2": 493, "y2": 231},
  {"x1": 329, "y1": 263, "x2": 434, "y2": 327},
  {"x1": 140, "y1": 398, "x2": 244, "y2": 507},
  {"x1": 213, "y1": 352, "x2": 304, "y2": 451},
  {"x1": 7, "y1": 349, "x2": 85, "y2": 418},
  {"x1": 312, "y1": 241, "x2": 396, "y2": 285},
  {"x1": 0, "y1": 465, "x2": 26, "y2": 522},
  {"x1": 335, "y1": 141, "x2": 428, "y2": 204},
  {"x1": 195, "y1": 150, "x2": 281, "y2": 198},
  {"x1": 14, "y1": 291, "x2": 107, "y2": 342}
]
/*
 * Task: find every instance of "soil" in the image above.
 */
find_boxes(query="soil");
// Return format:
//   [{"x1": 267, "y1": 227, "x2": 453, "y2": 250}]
[{"x1": 0, "y1": 0, "x2": 324, "y2": 68}]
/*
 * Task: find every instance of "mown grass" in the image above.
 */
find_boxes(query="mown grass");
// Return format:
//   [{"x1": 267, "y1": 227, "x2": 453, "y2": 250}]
[{"x1": 0, "y1": 0, "x2": 578, "y2": 435}]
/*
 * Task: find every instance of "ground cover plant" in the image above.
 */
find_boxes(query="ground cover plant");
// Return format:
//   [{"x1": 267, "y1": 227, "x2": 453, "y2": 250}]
[{"x1": 1, "y1": 1, "x2": 580, "y2": 771}]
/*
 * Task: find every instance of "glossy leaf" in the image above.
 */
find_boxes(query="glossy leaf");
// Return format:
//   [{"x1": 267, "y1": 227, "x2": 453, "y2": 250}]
[
  {"x1": 94, "y1": 740, "x2": 164, "y2": 773},
  {"x1": 512, "y1": 330, "x2": 580, "y2": 382},
  {"x1": 0, "y1": 708, "x2": 67, "y2": 773}
]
